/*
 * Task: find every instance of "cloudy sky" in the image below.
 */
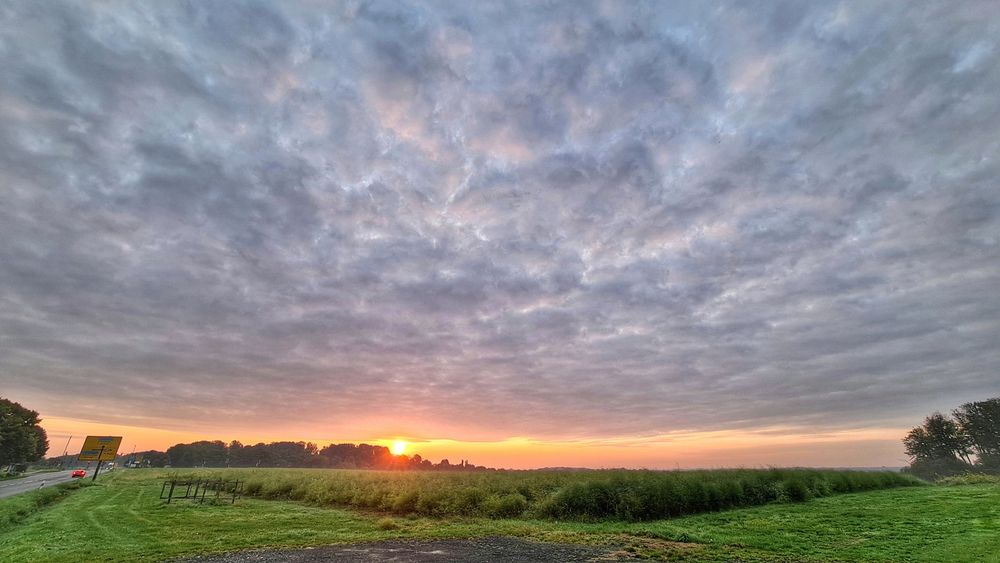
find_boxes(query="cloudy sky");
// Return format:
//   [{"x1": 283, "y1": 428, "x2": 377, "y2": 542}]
[{"x1": 2, "y1": 1, "x2": 998, "y2": 467}]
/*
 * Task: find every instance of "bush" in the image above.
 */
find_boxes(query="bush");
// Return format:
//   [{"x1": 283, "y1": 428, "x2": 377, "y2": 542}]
[
  {"x1": 937, "y1": 473, "x2": 1000, "y2": 486},
  {"x1": 481, "y1": 493, "x2": 528, "y2": 518},
  {"x1": 975, "y1": 453, "x2": 1000, "y2": 474},
  {"x1": 903, "y1": 458, "x2": 974, "y2": 481},
  {"x1": 785, "y1": 479, "x2": 812, "y2": 502},
  {"x1": 390, "y1": 490, "x2": 419, "y2": 513},
  {"x1": 375, "y1": 517, "x2": 399, "y2": 530},
  {"x1": 414, "y1": 490, "x2": 449, "y2": 515}
]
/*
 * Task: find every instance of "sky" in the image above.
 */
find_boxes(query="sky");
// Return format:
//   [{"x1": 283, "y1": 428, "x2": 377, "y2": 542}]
[{"x1": 1, "y1": 1, "x2": 998, "y2": 469}]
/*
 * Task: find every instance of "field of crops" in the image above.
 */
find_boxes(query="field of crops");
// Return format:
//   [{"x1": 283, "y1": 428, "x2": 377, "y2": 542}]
[{"x1": 208, "y1": 467, "x2": 924, "y2": 521}]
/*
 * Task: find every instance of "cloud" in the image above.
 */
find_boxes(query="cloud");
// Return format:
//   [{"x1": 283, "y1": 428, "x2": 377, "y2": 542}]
[{"x1": 1, "y1": 0, "x2": 998, "y2": 443}]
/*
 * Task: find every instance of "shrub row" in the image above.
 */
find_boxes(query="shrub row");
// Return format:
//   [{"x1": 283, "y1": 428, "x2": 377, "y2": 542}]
[
  {"x1": 537, "y1": 469, "x2": 922, "y2": 520},
  {"x1": 936, "y1": 473, "x2": 1000, "y2": 486},
  {"x1": 199, "y1": 467, "x2": 925, "y2": 522}
]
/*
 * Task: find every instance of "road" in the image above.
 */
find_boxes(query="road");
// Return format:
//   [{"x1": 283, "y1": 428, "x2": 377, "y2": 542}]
[{"x1": 0, "y1": 470, "x2": 77, "y2": 499}]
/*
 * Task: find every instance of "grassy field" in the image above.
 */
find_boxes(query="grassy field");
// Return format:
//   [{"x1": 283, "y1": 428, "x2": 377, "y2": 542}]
[
  {"x1": 226, "y1": 467, "x2": 922, "y2": 521},
  {"x1": 0, "y1": 469, "x2": 997, "y2": 562}
]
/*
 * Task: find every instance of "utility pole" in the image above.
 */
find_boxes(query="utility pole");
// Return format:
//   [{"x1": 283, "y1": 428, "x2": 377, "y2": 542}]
[{"x1": 61, "y1": 435, "x2": 73, "y2": 468}]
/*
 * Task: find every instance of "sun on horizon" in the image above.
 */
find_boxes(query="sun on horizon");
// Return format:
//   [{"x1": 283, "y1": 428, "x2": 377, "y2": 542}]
[{"x1": 391, "y1": 440, "x2": 408, "y2": 456}]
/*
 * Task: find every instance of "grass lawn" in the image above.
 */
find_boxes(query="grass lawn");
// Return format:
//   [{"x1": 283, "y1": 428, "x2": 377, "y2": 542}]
[{"x1": 0, "y1": 469, "x2": 997, "y2": 562}]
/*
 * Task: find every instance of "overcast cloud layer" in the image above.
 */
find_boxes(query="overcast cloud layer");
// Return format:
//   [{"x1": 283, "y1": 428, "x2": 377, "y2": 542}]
[{"x1": 1, "y1": 1, "x2": 998, "y2": 441}]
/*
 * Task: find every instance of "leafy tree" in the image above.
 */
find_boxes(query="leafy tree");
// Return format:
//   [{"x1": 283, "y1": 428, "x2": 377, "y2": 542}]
[
  {"x1": 904, "y1": 412, "x2": 972, "y2": 465},
  {"x1": 317, "y1": 443, "x2": 398, "y2": 469},
  {"x1": 903, "y1": 398, "x2": 1000, "y2": 479},
  {"x1": 902, "y1": 426, "x2": 935, "y2": 460},
  {"x1": 0, "y1": 397, "x2": 49, "y2": 470},
  {"x1": 33, "y1": 425, "x2": 49, "y2": 460},
  {"x1": 165, "y1": 440, "x2": 228, "y2": 467},
  {"x1": 953, "y1": 398, "x2": 1000, "y2": 463},
  {"x1": 144, "y1": 439, "x2": 488, "y2": 470}
]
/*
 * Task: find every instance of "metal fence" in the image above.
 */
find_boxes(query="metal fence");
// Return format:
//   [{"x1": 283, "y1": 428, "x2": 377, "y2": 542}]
[{"x1": 160, "y1": 478, "x2": 244, "y2": 504}]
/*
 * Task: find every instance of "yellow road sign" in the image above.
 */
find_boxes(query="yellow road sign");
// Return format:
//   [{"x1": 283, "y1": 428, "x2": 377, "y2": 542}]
[{"x1": 78, "y1": 436, "x2": 122, "y2": 461}]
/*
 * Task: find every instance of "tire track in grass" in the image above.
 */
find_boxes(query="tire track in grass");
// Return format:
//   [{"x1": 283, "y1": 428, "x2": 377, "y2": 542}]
[
  {"x1": 126, "y1": 483, "x2": 156, "y2": 526},
  {"x1": 82, "y1": 487, "x2": 134, "y2": 547}
]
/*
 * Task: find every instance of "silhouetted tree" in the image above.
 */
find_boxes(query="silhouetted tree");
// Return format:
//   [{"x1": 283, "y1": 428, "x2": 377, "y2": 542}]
[
  {"x1": 953, "y1": 398, "x2": 1000, "y2": 468},
  {"x1": 902, "y1": 398, "x2": 1000, "y2": 479},
  {"x1": 140, "y1": 439, "x2": 490, "y2": 471},
  {"x1": 904, "y1": 413, "x2": 973, "y2": 464},
  {"x1": 166, "y1": 440, "x2": 228, "y2": 467}
]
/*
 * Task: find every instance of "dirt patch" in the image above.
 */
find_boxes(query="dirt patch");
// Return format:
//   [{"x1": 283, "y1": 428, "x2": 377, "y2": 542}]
[{"x1": 180, "y1": 537, "x2": 628, "y2": 562}]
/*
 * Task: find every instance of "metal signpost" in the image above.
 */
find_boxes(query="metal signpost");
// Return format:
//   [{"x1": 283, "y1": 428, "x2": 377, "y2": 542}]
[{"x1": 78, "y1": 436, "x2": 123, "y2": 481}]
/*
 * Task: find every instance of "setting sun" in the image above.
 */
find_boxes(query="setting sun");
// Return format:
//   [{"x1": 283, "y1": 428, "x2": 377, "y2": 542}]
[{"x1": 391, "y1": 440, "x2": 408, "y2": 456}]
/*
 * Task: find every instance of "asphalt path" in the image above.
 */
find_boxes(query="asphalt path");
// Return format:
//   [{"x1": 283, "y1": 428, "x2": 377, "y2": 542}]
[
  {"x1": 180, "y1": 538, "x2": 622, "y2": 562},
  {"x1": 0, "y1": 470, "x2": 77, "y2": 499}
]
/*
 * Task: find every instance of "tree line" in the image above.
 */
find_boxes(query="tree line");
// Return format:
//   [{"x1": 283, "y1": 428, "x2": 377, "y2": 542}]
[
  {"x1": 902, "y1": 397, "x2": 999, "y2": 480},
  {"x1": 121, "y1": 440, "x2": 493, "y2": 471},
  {"x1": 0, "y1": 397, "x2": 49, "y2": 473}
]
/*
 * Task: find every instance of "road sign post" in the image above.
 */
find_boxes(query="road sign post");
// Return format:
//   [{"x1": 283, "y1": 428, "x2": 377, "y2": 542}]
[
  {"x1": 91, "y1": 445, "x2": 105, "y2": 482},
  {"x1": 78, "y1": 436, "x2": 122, "y2": 481}
]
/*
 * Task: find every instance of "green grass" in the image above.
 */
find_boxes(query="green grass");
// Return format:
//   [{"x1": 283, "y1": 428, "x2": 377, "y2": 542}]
[
  {"x1": 0, "y1": 469, "x2": 996, "y2": 562},
  {"x1": 0, "y1": 479, "x2": 92, "y2": 528},
  {"x1": 631, "y1": 484, "x2": 1000, "y2": 561},
  {"x1": 221, "y1": 467, "x2": 923, "y2": 521}
]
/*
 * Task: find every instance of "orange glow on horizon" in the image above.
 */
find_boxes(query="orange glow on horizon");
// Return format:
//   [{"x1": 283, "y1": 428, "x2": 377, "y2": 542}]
[{"x1": 39, "y1": 414, "x2": 910, "y2": 469}]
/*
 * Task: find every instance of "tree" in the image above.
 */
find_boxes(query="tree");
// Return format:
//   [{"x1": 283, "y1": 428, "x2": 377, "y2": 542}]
[
  {"x1": 32, "y1": 425, "x2": 49, "y2": 462},
  {"x1": 902, "y1": 413, "x2": 974, "y2": 480},
  {"x1": 925, "y1": 413, "x2": 973, "y2": 464},
  {"x1": 902, "y1": 398, "x2": 1000, "y2": 480},
  {"x1": 143, "y1": 438, "x2": 489, "y2": 471},
  {"x1": 0, "y1": 397, "x2": 49, "y2": 470},
  {"x1": 902, "y1": 426, "x2": 935, "y2": 460},
  {"x1": 953, "y1": 398, "x2": 1000, "y2": 464},
  {"x1": 166, "y1": 440, "x2": 228, "y2": 467}
]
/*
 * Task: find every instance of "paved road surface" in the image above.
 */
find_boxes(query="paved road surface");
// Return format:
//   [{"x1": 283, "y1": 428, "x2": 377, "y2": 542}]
[
  {"x1": 0, "y1": 470, "x2": 77, "y2": 499},
  {"x1": 181, "y1": 538, "x2": 625, "y2": 562}
]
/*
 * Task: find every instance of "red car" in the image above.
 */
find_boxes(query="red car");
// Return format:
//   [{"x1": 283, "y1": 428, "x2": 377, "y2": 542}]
[{"x1": 71, "y1": 469, "x2": 86, "y2": 478}]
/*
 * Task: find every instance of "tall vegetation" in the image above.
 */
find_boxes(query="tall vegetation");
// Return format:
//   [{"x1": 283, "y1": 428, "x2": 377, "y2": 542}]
[
  {"x1": 205, "y1": 467, "x2": 922, "y2": 522},
  {"x1": 903, "y1": 397, "x2": 1000, "y2": 480},
  {"x1": 0, "y1": 397, "x2": 49, "y2": 473}
]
